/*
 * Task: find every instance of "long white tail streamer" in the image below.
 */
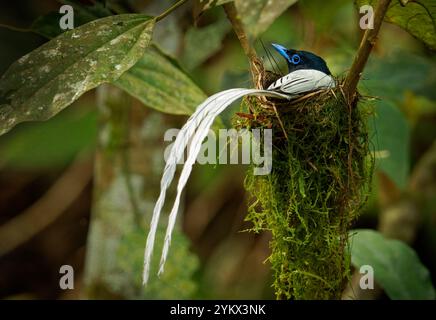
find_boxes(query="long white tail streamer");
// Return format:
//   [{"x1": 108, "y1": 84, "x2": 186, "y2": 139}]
[
  {"x1": 143, "y1": 88, "x2": 290, "y2": 284},
  {"x1": 142, "y1": 89, "x2": 244, "y2": 284}
]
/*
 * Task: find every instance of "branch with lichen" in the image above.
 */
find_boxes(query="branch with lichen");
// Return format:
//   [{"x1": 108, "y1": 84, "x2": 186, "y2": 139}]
[
  {"x1": 223, "y1": 3, "x2": 264, "y2": 89},
  {"x1": 342, "y1": 0, "x2": 392, "y2": 104}
]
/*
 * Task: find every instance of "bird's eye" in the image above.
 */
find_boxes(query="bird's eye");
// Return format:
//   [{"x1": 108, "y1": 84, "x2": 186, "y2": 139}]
[{"x1": 291, "y1": 54, "x2": 301, "y2": 64}]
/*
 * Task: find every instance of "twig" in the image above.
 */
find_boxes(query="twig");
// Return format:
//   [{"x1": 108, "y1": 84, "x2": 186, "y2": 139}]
[
  {"x1": 0, "y1": 156, "x2": 93, "y2": 257},
  {"x1": 342, "y1": 0, "x2": 392, "y2": 104},
  {"x1": 0, "y1": 23, "x2": 32, "y2": 33},
  {"x1": 223, "y1": 3, "x2": 263, "y2": 88},
  {"x1": 121, "y1": 124, "x2": 142, "y2": 226},
  {"x1": 156, "y1": 0, "x2": 189, "y2": 22},
  {"x1": 272, "y1": 105, "x2": 288, "y2": 140}
]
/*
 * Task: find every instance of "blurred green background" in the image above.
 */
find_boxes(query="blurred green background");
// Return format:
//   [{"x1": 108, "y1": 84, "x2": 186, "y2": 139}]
[{"x1": 0, "y1": 0, "x2": 435, "y2": 299}]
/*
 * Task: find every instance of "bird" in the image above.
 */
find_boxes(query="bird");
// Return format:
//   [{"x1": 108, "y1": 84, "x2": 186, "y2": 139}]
[
  {"x1": 142, "y1": 44, "x2": 336, "y2": 285},
  {"x1": 267, "y1": 43, "x2": 335, "y2": 95}
]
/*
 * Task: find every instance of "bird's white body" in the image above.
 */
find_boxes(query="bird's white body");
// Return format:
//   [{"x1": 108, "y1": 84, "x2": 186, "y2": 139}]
[{"x1": 267, "y1": 69, "x2": 335, "y2": 95}]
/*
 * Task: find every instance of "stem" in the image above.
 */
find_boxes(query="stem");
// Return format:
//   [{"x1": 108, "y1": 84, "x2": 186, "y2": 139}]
[
  {"x1": 223, "y1": 3, "x2": 263, "y2": 88},
  {"x1": 342, "y1": 0, "x2": 392, "y2": 104},
  {"x1": 0, "y1": 23, "x2": 31, "y2": 33},
  {"x1": 156, "y1": 0, "x2": 189, "y2": 22},
  {"x1": 121, "y1": 125, "x2": 142, "y2": 226},
  {"x1": 0, "y1": 155, "x2": 92, "y2": 257}
]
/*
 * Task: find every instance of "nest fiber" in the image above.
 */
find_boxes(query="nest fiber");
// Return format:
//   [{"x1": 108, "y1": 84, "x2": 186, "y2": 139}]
[{"x1": 236, "y1": 77, "x2": 372, "y2": 299}]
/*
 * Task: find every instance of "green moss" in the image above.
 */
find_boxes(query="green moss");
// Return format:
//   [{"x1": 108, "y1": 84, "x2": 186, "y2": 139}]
[{"x1": 235, "y1": 86, "x2": 372, "y2": 299}]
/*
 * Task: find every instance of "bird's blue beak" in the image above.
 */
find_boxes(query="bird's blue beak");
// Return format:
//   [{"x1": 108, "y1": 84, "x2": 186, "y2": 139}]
[{"x1": 271, "y1": 43, "x2": 289, "y2": 60}]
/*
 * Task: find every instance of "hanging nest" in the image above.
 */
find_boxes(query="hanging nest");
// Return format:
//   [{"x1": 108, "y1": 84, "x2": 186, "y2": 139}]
[{"x1": 233, "y1": 68, "x2": 373, "y2": 299}]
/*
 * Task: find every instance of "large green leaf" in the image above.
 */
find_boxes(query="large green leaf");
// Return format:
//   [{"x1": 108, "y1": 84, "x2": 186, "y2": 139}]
[
  {"x1": 355, "y1": 0, "x2": 436, "y2": 50},
  {"x1": 115, "y1": 46, "x2": 207, "y2": 115},
  {"x1": 369, "y1": 100, "x2": 410, "y2": 189},
  {"x1": 361, "y1": 51, "x2": 436, "y2": 102},
  {"x1": 349, "y1": 229, "x2": 435, "y2": 300},
  {"x1": 235, "y1": 0, "x2": 298, "y2": 38},
  {"x1": 29, "y1": 2, "x2": 209, "y2": 117},
  {"x1": 0, "y1": 14, "x2": 155, "y2": 136}
]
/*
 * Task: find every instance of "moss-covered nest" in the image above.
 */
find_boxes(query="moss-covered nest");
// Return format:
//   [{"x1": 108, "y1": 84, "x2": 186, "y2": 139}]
[{"x1": 233, "y1": 71, "x2": 373, "y2": 300}]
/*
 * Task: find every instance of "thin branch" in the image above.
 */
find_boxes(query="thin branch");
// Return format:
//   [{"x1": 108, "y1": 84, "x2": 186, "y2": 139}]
[
  {"x1": 342, "y1": 0, "x2": 392, "y2": 104},
  {"x1": 156, "y1": 0, "x2": 189, "y2": 22},
  {"x1": 0, "y1": 156, "x2": 93, "y2": 257},
  {"x1": 223, "y1": 3, "x2": 263, "y2": 88},
  {"x1": 0, "y1": 23, "x2": 32, "y2": 33}
]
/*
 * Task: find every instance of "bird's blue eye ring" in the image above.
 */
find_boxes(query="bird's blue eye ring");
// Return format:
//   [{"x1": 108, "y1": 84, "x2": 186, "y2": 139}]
[{"x1": 291, "y1": 54, "x2": 301, "y2": 64}]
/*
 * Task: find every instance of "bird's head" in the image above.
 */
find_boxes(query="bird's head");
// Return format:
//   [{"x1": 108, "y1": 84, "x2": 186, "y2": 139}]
[{"x1": 271, "y1": 43, "x2": 332, "y2": 75}]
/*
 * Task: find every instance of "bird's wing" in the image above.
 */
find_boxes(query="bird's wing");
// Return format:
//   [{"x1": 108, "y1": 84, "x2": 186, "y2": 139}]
[{"x1": 267, "y1": 69, "x2": 335, "y2": 95}]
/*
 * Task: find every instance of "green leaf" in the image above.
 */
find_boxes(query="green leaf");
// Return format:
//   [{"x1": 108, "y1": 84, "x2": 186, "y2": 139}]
[
  {"x1": 361, "y1": 51, "x2": 436, "y2": 102},
  {"x1": 369, "y1": 100, "x2": 410, "y2": 189},
  {"x1": 0, "y1": 14, "x2": 155, "y2": 136},
  {"x1": 355, "y1": 0, "x2": 436, "y2": 50},
  {"x1": 29, "y1": 3, "x2": 209, "y2": 117},
  {"x1": 235, "y1": 0, "x2": 298, "y2": 38},
  {"x1": 115, "y1": 46, "x2": 207, "y2": 115},
  {"x1": 181, "y1": 19, "x2": 231, "y2": 70},
  {"x1": 349, "y1": 229, "x2": 436, "y2": 300}
]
